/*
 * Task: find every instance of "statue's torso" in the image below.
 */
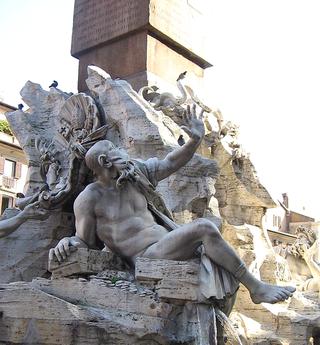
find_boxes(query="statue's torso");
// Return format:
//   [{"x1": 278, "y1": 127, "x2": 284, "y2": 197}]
[{"x1": 93, "y1": 181, "x2": 169, "y2": 259}]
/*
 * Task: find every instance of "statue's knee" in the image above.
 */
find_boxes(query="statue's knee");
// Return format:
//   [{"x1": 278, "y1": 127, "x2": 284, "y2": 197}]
[{"x1": 196, "y1": 218, "x2": 220, "y2": 238}]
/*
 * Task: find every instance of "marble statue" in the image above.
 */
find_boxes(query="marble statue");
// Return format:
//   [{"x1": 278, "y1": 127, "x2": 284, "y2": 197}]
[
  {"x1": 291, "y1": 226, "x2": 320, "y2": 295},
  {"x1": 0, "y1": 201, "x2": 49, "y2": 238},
  {"x1": 50, "y1": 104, "x2": 295, "y2": 305},
  {"x1": 15, "y1": 92, "x2": 109, "y2": 211}
]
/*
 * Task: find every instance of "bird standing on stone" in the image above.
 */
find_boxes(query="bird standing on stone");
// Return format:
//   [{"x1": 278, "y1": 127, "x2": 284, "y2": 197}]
[
  {"x1": 18, "y1": 104, "x2": 24, "y2": 110},
  {"x1": 49, "y1": 80, "x2": 58, "y2": 88},
  {"x1": 178, "y1": 135, "x2": 185, "y2": 146}
]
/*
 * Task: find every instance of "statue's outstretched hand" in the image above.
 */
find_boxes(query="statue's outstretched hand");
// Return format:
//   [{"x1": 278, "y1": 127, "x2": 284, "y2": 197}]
[
  {"x1": 49, "y1": 236, "x2": 84, "y2": 263},
  {"x1": 21, "y1": 201, "x2": 49, "y2": 221},
  {"x1": 180, "y1": 104, "x2": 205, "y2": 140}
]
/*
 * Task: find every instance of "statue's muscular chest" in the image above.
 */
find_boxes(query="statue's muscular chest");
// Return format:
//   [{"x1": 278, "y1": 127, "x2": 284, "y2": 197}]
[{"x1": 94, "y1": 183, "x2": 148, "y2": 222}]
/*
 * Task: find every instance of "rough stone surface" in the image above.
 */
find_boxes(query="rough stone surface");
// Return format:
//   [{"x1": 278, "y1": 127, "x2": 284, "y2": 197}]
[
  {"x1": 0, "y1": 211, "x2": 74, "y2": 283},
  {"x1": 136, "y1": 257, "x2": 200, "y2": 302},
  {"x1": 230, "y1": 288, "x2": 320, "y2": 345},
  {"x1": 0, "y1": 275, "x2": 212, "y2": 345},
  {"x1": 49, "y1": 248, "x2": 127, "y2": 278},
  {"x1": 213, "y1": 139, "x2": 276, "y2": 227},
  {"x1": 0, "y1": 281, "x2": 182, "y2": 345}
]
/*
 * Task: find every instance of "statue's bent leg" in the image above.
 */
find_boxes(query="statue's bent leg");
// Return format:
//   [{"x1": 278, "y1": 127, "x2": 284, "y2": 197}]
[
  {"x1": 142, "y1": 218, "x2": 244, "y2": 274},
  {"x1": 142, "y1": 218, "x2": 296, "y2": 304}
]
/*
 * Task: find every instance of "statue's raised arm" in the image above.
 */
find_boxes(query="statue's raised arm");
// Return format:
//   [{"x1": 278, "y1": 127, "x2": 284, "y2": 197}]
[{"x1": 155, "y1": 104, "x2": 205, "y2": 182}]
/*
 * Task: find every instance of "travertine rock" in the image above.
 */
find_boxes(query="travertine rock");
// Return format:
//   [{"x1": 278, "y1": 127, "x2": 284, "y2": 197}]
[
  {"x1": 0, "y1": 276, "x2": 209, "y2": 344},
  {"x1": 0, "y1": 281, "x2": 180, "y2": 345},
  {"x1": 230, "y1": 288, "x2": 320, "y2": 345},
  {"x1": 49, "y1": 248, "x2": 126, "y2": 278},
  {"x1": 0, "y1": 211, "x2": 74, "y2": 283},
  {"x1": 213, "y1": 138, "x2": 276, "y2": 227},
  {"x1": 135, "y1": 257, "x2": 200, "y2": 302}
]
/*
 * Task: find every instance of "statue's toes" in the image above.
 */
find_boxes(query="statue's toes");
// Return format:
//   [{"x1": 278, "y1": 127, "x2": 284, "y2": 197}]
[{"x1": 285, "y1": 286, "x2": 296, "y2": 293}]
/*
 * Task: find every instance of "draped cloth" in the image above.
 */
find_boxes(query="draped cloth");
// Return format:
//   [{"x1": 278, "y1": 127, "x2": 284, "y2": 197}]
[{"x1": 133, "y1": 158, "x2": 239, "y2": 300}]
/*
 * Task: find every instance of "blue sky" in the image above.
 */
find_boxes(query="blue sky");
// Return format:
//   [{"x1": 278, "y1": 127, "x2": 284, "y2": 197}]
[{"x1": 0, "y1": 0, "x2": 319, "y2": 219}]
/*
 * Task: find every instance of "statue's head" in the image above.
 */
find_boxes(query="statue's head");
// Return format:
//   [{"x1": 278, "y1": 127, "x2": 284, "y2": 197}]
[
  {"x1": 295, "y1": 225, "x2": 316, "y2": 245},
  {"x1": 85, "y1": 140, "x2": 135, "y2": 188},
  {"x1": 291, "y1": 225, "x2": 317, "y2": 257}
]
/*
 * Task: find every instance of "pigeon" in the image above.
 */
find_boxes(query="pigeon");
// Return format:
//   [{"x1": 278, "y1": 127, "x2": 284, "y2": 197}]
[
  {"x1": 18, "y1": 104, "x2": 24, "y2": 110},
  {"x1": 177, "y1": 71, "x2": 187, "y2": 82},
  {"x1": 178, "y1": 135, "x2": 185, "y2": 146},
  {"x1": 49, "y1": 80, "x2": 58, "y2": 88}
]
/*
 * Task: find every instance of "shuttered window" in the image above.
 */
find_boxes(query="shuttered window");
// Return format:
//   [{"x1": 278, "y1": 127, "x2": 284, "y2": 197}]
[
  {"x1": 0, "y1": 157, "x2": 4, "y2": 174},
  {"x1": 14, "y1": 162, "x2": 22, "y2": 179}
]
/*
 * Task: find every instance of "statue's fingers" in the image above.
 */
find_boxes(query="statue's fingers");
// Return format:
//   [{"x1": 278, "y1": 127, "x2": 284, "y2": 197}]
[
  {"x1": 199, "y1": 109, "x2": 205, "y2": 120},
  {"x1": 58, "y1": 243, "x2": 67, "y2": 260},
  {"x1": 182, "y1": 109, "x2": 190, "y2": 126},
  {"x1": 63, "y1": 240, "x2": 70, "y2": 256},
  {"x1": 180, "y1": 126, "x2": 192, "y2": 137},
  {"x1": 70, "y1": 238, "x2": 81, "y2": 248},
  {"x1": 182, "y1": 109, "x2": 187, "y2": 122},
  {"x1": 192, "y1": 103, "x2": 196, "y2": 117},
  {"x1": 54, "y1": 247, "x2": 62, "y2": 263},
  {"x1": 187, "y1": 105, "x2": 193, "y2": 121},
  {"x1": 49, "y1": 248, "x2": 54, "y2": 261}
]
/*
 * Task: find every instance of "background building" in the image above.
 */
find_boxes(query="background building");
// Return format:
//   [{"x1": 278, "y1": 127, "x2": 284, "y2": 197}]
[
  {"x1": 263, "y1": 192, "x2": 317, "y2": 246},
  {"x1": 0, "y1": 101, "x2": 27, "y2": 214}
]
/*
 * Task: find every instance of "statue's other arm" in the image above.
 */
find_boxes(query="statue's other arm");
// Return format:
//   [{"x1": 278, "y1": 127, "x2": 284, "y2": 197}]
[
  {"x1": 74, "y1": 189, "x2": 97, "y2": 248},
  {"x1": 49, "y1": 188, "x2": 97, "y2": 262},
  {"x1": 156, "y1": 104, "x2": 205, "y2": 181},
  {"x1": 0, "y1": 201, "x2": 49, "y2": 238}
]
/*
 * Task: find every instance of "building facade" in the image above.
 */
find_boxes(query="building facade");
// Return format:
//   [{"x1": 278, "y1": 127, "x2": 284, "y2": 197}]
[
  {"x1": 0, "y1": 101, "x2": 28, "y2": 214},
  {"x1": 263, "y1": 193, "x2": 317, "y2": 246}
]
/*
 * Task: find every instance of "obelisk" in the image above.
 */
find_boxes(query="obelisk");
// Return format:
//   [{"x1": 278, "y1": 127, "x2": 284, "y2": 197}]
[{"x1": 71, "y1": 0, "x2": 213, "y2": 91}]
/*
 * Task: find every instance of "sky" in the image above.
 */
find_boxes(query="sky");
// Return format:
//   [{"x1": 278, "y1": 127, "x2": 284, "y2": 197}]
[{"x1": 0, "y1": 0, "x2": 319, "y2": 219}]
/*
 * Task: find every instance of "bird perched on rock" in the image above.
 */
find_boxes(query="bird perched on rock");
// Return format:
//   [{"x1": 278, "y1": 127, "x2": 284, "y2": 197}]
[
  {"x1": 18, "y1": 104, "x2": 24, "y2": 110},
  {"x1": 176, "y1": 71, "x2": 187, "y2": 82},
  {"x1": 49, "y1": 80, "x2": 58, "y2": 88},
  {"x1": 178, "y1": 135, "x2": 185, "y2": 146}
]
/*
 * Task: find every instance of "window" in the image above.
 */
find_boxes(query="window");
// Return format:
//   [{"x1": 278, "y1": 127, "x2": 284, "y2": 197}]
[
  {"x1": 277, "y1": 216, "x2": 281, "y2": 228},
  {"x1": 1, "y1": 195, "x2": 14, "y2": 215},
  {"x1": 0, "y1": 157, "x2": 22, "y2": 179},
  {"x1": 4, "y1": 159, "x2": 16, "y2": 178}
]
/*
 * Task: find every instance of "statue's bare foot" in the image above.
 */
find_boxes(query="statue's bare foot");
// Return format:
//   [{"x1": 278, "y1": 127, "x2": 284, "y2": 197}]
[{"x1": 250, "y1": 282, "x2": 296, "y2": 304}]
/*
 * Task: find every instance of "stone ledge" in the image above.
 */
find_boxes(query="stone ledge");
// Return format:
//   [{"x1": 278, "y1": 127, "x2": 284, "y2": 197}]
[
  {"x1": 135, "y1": 257, "x2": 200, "y2": 302},
  {"x1": 48, "y1": 248, "x2": 126, "y2": 278}
]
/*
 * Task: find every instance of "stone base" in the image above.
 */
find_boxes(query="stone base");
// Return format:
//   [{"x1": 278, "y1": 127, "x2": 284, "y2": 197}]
[
  {"x1": 0, "y1": 270, "x2": 217, "y2": 344},
  {"x1": 49, "y1": 248, "x2": 127, "y2": 278}
]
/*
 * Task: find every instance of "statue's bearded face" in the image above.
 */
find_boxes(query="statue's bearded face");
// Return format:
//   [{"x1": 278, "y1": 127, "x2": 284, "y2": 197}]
[
  {"x1": 292, "y1": 233, "x2": 312, "y2": 257},
  {"x1": 85, "y1": 140, "x2": 135, "y2": 188},
  {"x1": 105, "y1": 152, "x2": 136, "y2": 188}
]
